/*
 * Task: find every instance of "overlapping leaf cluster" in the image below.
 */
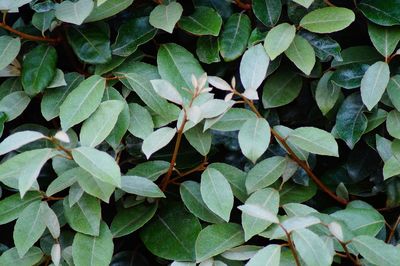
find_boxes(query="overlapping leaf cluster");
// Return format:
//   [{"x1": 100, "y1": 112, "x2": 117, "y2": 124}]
[{"x1": 0, "y1": 0, "x2": 399, "y2": 265}]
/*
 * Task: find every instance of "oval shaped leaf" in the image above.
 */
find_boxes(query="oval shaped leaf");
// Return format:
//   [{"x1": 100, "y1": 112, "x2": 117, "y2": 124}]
[
  {"x1": 142, "y1": 127, "x2": 176, "y2": 159},
  {"x1": 300, "y1": 7, "x2": 355, "y2": 33}
]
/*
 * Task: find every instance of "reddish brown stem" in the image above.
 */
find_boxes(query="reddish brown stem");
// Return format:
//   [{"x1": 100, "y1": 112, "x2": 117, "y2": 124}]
[
  {"x1": 387, "y1": 215, "x2": 400, "y2": 243},
  {"x1": 234, "y1": 0, "x2": 252, "y2": 10},
  {"x1": 0, "y1": 22, "x2": 60, "y2": 43},
  {"x1": 105, "y1": 75, "x2": 126, "y2": 81},
  {"x1": 235, "y1": 91, "x2": 348, "y2": 206},
  {"x1": 340, "y1": 242, "x2": 360, "y2": 265},
  {"x1": 280, "y1": 225, "x2": 301, "y2": 266},
  {"x1": 324, "y1": 0, "x2": 336, "y2": 7}
]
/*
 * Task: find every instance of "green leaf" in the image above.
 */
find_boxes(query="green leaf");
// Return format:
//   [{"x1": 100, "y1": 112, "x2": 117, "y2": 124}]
[
  {"x1": 0, "y1": 148, "x2": 56, "y2": 196},
  {"x1": 60, "y1": 75, "x2": 106, "y2": 131},
  {"x1": 111, "y1": 203, "x2": 157, "y2": 238},
  {"x1": 179, "y1": 7, "x2": 222, "y2": 36},
  {"x1": 140, "y1": 202, "x2": 202, "y2": 261},
  {"x1": 21, "y1": 45, "x2": 57, "y2": 96},
  {"x1": 121, "y1": 175, "x2": 165, "y2": 198},
  {"x1": 262, "y1": 68, "x2": 302, "y2": 108},
  {"x1": 335, "y1": 93, "x2": 367, "y2": 149},
  {"x1": 72, "y1": 222, "x2": 114, "y2": 266},
  {"x1": 264, "y1": 23, "x2": 296, "y2": 60},
  {"x1": 0, "y1": 130, "x2": 45, "y2": 155},
  {"x1": 386, "y1": 110, "x2": 400, "y2": 139},
  {"x1": 278, "y1": 181, "x2": 317, "y2": 205},
  {"x1": 331, "y1": 46, "x2": 381, "y2": 67},
  {"x1": 0, "y1": 36, "x2": 21, "y2": 71},
  {"x1": 128, "y1": 103, "x2": 154, "y2": 140},
  {"x1": 85, "y1": 0, "x2": 133, "y2": 22},
  {"x1": 46, "y1": 167, "x2": 78, "y2": 196},
  {"x1": 184, "y1": 125, "x2": 212, "y2": 156},
  {"x1": 200, "y1": 168, "x2": 234, "y2": 222},
  {"x1": 246, "y1": 245, "x2": 281, "y2": 266},
  {"x1": 0, "y1": 247, "x2": 43, "y2": 266},
  {"x1": 299, "y1": 31, "x2": 343, "y2": 62},
  {"x1": 270, "y1": 216, "x2": 321, "y2": 239},
  {"x1": 300, "y1": 7, "x2": 355, "y2": 33},
  {"x1": 151, "y1": 79, "x2": 183, "y2": 105},
  {"x1": 293, "y1": 0, "x2": 314, "y2": 8},
  {"x1": 180, "y1": 181, "x2": 224, "y2": 223},
  {"x1": 142, "y1": 127, "x2": 176, "y2": 159},
  {"x1": 221, "y1": 245, "x2": 260, "y2": 261},
  {"x1": 76, "y1": 168, "x2": 115, "y2": 203},
  {"x1": 42, "y1": 202, "x2": 60, "y2": 239},
  {"x1": 284, "y1": 35, "x2": 316, "y2": 75},
  {"x1": 315, "y1": 71, "x2": 341, "y2": 116},
  {"x1": 331, "y1": 63, "x2": 369, "y2": 89},
  {"x1": 359, "y1": 0, "x2": 400, "y2": 26},
  {"x1": 331, "y1": 202, "x2": 384, "y2": 236},
  {"x1": 0, "y1": 192, "x2": 41, "y2": 225},
  {"x1": 246, "y1": 156, "x2": 287, "y2": 193},
  {"x1": 0, "y1": 91, "x2": 29, "y2": 121},
  {"x1": 32, "y1": 11, "x2": 55, "y2": 35},
  {"x1": 238, "y1": 117, "x2": 271, "y2": 163},
  {"x1": 368, "y1": 23, "x2": 400, "y2": 57},
  {"x1": 288, "y1": 127, "x2": 338, "y2": 157},
  {"x1": 80, "y1": 100, "x2": 124, "y2": 147},
  {"x1": 387, "y1": 75, "x2": 400, "y2": 111},
  {"x1": 72, "y1": 147, "x2": 121, "y2": 187},
  {"x1": 219, "y1": 13, "x2": 252, "y2": 61},
  {"x1": 66, "y1": 23, "x2": 111, "y2": 64},
  {"x1": 195, "y1": 223, "x2": 244, "y2": 262},
  {"x1": 252, "y1": 0, "x2": 281, "y2": 27},
  {"x1": 149, "y1": 2, "x2": 183, "y2": 33},
  {"x1": 63, "y1": 193, "x2": 101, "y2": 236},
  {"x1": 13, "y1": 201, "x2": 47, "y2": 257},
  {"x1": 41, "y1": 72, "x2": 84, "y2": 121},
  {"x1": 112, "y1": 17, "x2": 157, "y2": 57},
  {"x1": 55, "y1": 0, "x2": 94, "y2": 25},
  {"x1": 240, "y1": 44, "x2": 269, "y2": 93},
  {"x1": 196, "y1": 36, "x2": 220, "y2": 64},
  {"x1": 360, "y1": 61, "x2": 390, "y2": 111},
  {"x1": 209, "y1": 108, "x2": 257, "y2": 132},
  {"x1": 126, "y1": 160, "x2": 169, "y2": 181},
  {"x1": 157, "y1": 43, "x2": 205, "y2": 100},
  {"x1": 352, "y1": 235, "x2": 400, "y2": 266},
  {"x1": 241, "y1": 188, "x2": 279, "y2": 240},
  {"x1": 292, "y1": 228, "x2": 333, "y2": 266}
]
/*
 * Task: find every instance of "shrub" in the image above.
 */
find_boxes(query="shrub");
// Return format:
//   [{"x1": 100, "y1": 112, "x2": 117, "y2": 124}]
[{"x1": 0, "y1": 0, "x2": 399, "y2": 265}]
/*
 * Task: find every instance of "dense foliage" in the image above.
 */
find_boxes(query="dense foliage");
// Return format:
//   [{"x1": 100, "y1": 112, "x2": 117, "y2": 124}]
[{"x1": 0, "y1": 0, "x2": 399, "y2": 265}]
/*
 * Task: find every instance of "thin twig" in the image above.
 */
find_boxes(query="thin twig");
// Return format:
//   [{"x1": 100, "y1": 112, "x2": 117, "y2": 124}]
[
  {"x1": 169, "y1": 158, "x2": 208, "y2": 184},
  {"x1": 340, "y1": 242, "x2": 360, "y2": 265},
  {"x1": 323, "y1": 0, "x2": 336, "y2": 7},
  {"x1": 0, "y1": 22, "x2": 60, "y2": 43},
  {"x1": 387, "y1": 215, "x2": 400, "y2": 243},
  {"x1": 279, "y1": 225, "x2": 301, "y2": 266},
  {"x1": 234, "y1": 90, "x2": 348, "y2": 205},
  {"x1": 234, "y1": 0, "x2": 252, "y2": 10}
]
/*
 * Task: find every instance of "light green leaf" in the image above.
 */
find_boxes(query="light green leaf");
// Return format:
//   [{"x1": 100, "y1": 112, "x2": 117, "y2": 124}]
[
  {"x1": 80, "y1": 100, "x2": 124, "y2": 147},
  {"x1": 360, "y1": 61, "x2": 390, "y2": 111},
  {"x1": 271, "y1": 216, "x2": 321, "y2": 239},
  {"x1": 241, "y1": 188, "x2": 279, "y2": 240},
  {"x1": 288, "y1": 127, "x2": 339, "y2": 157},
  {"x1": 149, "y1": 2, "x2": 183, "y2": 33},
  {"x1": 387, "y1": 75, "x2": 400, "y2": 111},
  {"x1": 246, "y1": 156, "x2": 287, "y2": 193},
  {"x1": 142, "y1": 127, "x2": 176, "y2": 159},
  {"x1": 252, "y1": 0, "x2": 281, "y2": 27},
  {"x1": 0, "y1": 247, "x2": 43, "y2": 266},
  {"x1": 0, "y1": 36, "x2": 21, "y2": 71},
  {"x1": 352, "y1": 235, "x2": 400, "y2": 266},
  {"x1": 151, "y1": 79, "x2": 183, "y2": 105},
  {"x1": 264, "y1": 23, "x2": 296, "y2": 60},
  {"x1": 368, "y1": 23, "x2": 400, "y2": 57},
  {"x1": 179, "y1": 7, "x2": 222, "y2": 36},
  {"x1": 111, "y1": 203, "x2": 157, "y2": 238},
  {"x1": 386, "y1": 110, "x2": 400, "y2": 139},
  {"x1": 126, "y1": 160, "x2": 169, "y2": 181},
  {"x1": 42, "y1": 202, "x2": 60, "y2": 239},
  {"x1": 77, "y1": 168, "x2": 115, "y2": 203},
  {"x1": 85, "y1": 0, "x2": 133, "y2": 22},
  {"x1": 219, "y1": 13, "x2": 252, "y2": 61},
  {"x1": 46, "y1": 167, "x2": 78, "y2": 196},
  {"x1": 315, "y1": 71, "x2": 341, "y2": 115},
  {"x1": 63, "y1": 193, "x2": 101, "y2": 236},
  {"x1": 284, "y1": 35, "x2": 316, "y2": 75},
  {"x1": 72, "y1": 222, "x2": 114, "y2": 266},
  {"x1": 300, "y1": 7, "x2": 355, "y2": 33},
  {"x1": 292, "y1": 228, "x2": 333, "y2": 266},
  {"x1": 0, "y1": 192, "x2": 41, "y2": 225},
  {"x1": 238, "y1": 117, "x2": 271, "y2": 163},
  {"x1": 180, "y1": 181, "x2": 224, "y2": 223},
  {"x1": 13, "y1": 201, "x2": 47, "y2": 257},
  {"x1": 0, "y1": 91, "x2": 30, "y2": 121},
  {"x1": 221, "y1": 245, "x2": 260, "y2": 261},
  {"x1": 0, "y1": 130, "x2": 45, "y2": 155},
  {"x1": 246, "y1": 245, "x2": 281, "y2": 266},
  {"x1": 55, "y1": 0, "x2": 94, "y2": 25},
  {"x1": 240, "y1": 44, "x2": 269, "y2": 93},
  {"x1": 208, "y1": 108, "x2": 257, "y2": 132},
  {"x1": 383, "y1": 156, "x2": 400, "y2": 180},
  {"x1": 121, "y1": 175, "x2": 165, "y2": 198},
  {"x1": 128, "y1": 103, "x2": 154, "y2": 140},
  {"x1": 72, "y1": 147, "x2": 121, "y2": 187},
  {"x1": 200, "y1": 168, "x2": 234, "y2": 222},
  {"x1": 47, "y1": 69, "x2": 66, "y2": 88},
  {"x1": 60, "y1": 75, "x2": 106, "y2": 131},
  {"x1": 184, "y1": 124, "x2": 212, "y2": 156},
  {"x1": 195, "y1": 223, "x2": 244, "y2": 262},
  {"x1": 292, "y1": 0, "x2": 314, "y2": 8}
]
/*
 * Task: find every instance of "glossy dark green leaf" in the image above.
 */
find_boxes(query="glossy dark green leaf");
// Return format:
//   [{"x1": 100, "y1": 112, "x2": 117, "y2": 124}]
[
  {"x1": 299, "y1": 31, "x2": 342, "y2": 61},
  {"x1": 219, "y1": 13, "x2": 251, "y2": 61},
  {"x1": 331, "y1": 63, "x2": 370, "y2": 89},
  {"x1": 140, "y1": 202, "x2": 202, "y2": 261},
  {"x1": 66, "y1": 23, "x2": 111, "y2": 64},
  {"x1": 196, "y1": 36, "x2": 220, "y2": 64},
  {"x1": 126, "y1": 160, "x2": 169, "y2": 181},
  {"x1": 359, "y1": 0, "x2": 400, "y2": 26},
  {"x1": 331, "y1": 46, "x2": 381, "y2": 67},
  {"x1": 179, "y1": 7, "x2": 222, "y2": 36},
  {"x1": 112, "y1": 17, "x2": 157, "y2": 57},
  {"x1": 21, "y1": 45, "x2": 57, "y2": 96},
  {"x1": 252, "y1": 0, "x2": 281, "y2": 27}
]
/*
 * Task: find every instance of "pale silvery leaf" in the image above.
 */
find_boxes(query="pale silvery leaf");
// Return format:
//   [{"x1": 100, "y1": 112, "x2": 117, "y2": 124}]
[
  {"x1": 238, "y1": 204, "x2": 279, "y2": 224},
  {"x1": 55, "y1": 0, "x2": 94, "y2": 25},
  {"x1": 187, "y1": 106, "x2": 202, "y2": 124},
  {"x1": 151, "y1": 79, "x2": 183, "y2": 105},
  {"x1": 47, "y1": 69, "x2": 67, "y2": 88},
  {"x1": 242, "y1": 89, "x2": 259, "y2": 100},
  {"x1": 149, "y1": 2, "x2": 183, "y2": 33},
  {"x1": 0, "y1": 131, "x2": 46, "y2": 156},
  {"x1": 142, "y1": 127, "x2": 176, "y2": 159},
  {"x1": 328, "y1": 221, "x2": 344, "y2": 242},
  {"x1": 54, "y1": 131, "x2": 70, "y2": 143},
  {"x1": 208, "y1": 76, "x2": 232, "y2": 91},
  {"x1": 240, "y1": 44, "x2": 269, "y2": 92},
  {"x1": 199, "y1": 99, "x2": 233, "y2": 119},
  {"x1": 51, "y1": 243, "x2": 61, "y2": 266}
]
